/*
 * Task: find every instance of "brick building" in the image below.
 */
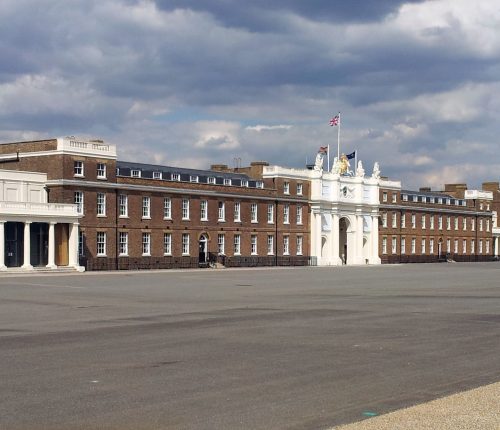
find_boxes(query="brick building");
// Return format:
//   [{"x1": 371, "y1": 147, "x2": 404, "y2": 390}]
[{"x1": 0, "y1": 136, "x2": 498, "y2": 271}]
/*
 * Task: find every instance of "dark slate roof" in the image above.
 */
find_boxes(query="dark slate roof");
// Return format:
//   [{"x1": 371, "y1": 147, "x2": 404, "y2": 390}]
[{"x1": 401, "y1": 189, "x2": 455, "y2": 198}]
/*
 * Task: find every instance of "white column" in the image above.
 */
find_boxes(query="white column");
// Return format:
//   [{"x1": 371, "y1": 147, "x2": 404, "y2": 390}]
[
  {"x1": 68, "y1": 223, "x2": 78, "y2": 267},
  {"x1": 0, "y1": 221, "x2": 6, "y2": 270},
  {"x1": 356, "y1": 214, "x2": 364, "y2": 264},
  {"x1": 22, "y1": 221, "x2": 33, "y2": 270},
  {"x1": 332, "y1": 213, "x2": 341, "y2": 265},
  {"x1": 371, "y1": 215, "x2": 381, "y2": 264},
  {"x1": 315, "y1": 212, "x2": 323, "y2": 264},
  {"x1": 46, "y1": 222, "x2": 57, "y2": 269}
]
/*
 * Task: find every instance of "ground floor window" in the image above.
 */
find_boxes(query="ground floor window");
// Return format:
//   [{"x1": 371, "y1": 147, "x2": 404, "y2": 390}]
[
  {"x1": 119, "y1": 232, "x2": 128, "y2": 256},
  {"x1": 217, "y1": 234, "x2": 225, "y2": 255},
  {"x1": 142, "y1": 232, "x2": 151, "y2": 256},
  {"x1": 97, "y1": 232, "x2": 106, "y2": 256},
  {"x1": 296, "y1": 236, "x2": 303, "y2": 255},
  {"x1": 267, "y1": 235, "x2": 274, "y2": 255},
  {"x1": 234, "y1": 234, "x2": 241, "y2": 255},
  {"x1": 182, "y1": 233, "x2": 190, "y2": 255},
  {"x1": 164, "y1": 233, "x2": 172, "y2": 255}
]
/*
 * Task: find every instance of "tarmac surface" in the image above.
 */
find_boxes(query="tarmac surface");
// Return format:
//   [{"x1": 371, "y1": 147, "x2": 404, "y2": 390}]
[{"x1": 0, "y1": 263, "x2": 499, "y2": 429}]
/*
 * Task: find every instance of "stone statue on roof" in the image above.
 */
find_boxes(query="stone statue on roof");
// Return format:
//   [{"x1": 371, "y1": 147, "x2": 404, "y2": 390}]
[
  {"x1": 372, "y1": 162, "x2": 381, "y2": 179},
  {"x1": 356, "y1": 160, "x2": 365, "y2": 177}
]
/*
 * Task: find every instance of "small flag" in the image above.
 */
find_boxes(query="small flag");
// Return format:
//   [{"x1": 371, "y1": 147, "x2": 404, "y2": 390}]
[
  {"x1": 346, "y1": 150, "x2": 356, "y2": 160},
  {"x1": 329, "y1": 115, "x2": 339, "y2": 126},
  {"x1": 318, "y1": 146, "x2": 328, "y2": 153}
]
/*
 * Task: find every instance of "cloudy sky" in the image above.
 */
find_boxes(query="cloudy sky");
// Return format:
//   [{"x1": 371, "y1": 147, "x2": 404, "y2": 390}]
[{"x1": 1, "y1": 0, "x2": 500, "y2": 189}]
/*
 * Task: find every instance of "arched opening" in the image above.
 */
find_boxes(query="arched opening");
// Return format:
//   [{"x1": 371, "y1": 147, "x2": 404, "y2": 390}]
[
  {"x1": 199, "y1": 234, "x2": 208, "y2": 264},
  {"x1": 339, "y1": 217, "x2": 350, "y2": 264}
]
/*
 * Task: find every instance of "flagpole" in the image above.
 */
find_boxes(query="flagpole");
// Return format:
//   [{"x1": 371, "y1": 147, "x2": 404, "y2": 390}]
[
  {"x1": 354, "y1": 149, "x2": 357, "y2": 175},
  {"x1": 337, "y1": 111, "x2": 341, "y2": 160}
]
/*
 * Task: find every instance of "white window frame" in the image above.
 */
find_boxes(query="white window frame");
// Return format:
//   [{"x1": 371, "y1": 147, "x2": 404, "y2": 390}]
[
  {"x1": 74, "y1": 160, "x2": 84, "y2": 177},
  {"x1": 74, "y1": 191, "x2": 84, "y2": 215},
  {"x1": 297, "y1": 183, "x2": 303, "y2": 195},
  {"x1": 471, "y1": 239, "x2": 475, "y2": 253},
  {"x1": 421, "y1": 238, "x2": 426, "y2": 254},
  {"x1": 297, "y1": 205, "x2": 303, "y2": 225},
  {"x1": 421, "y1": 214, "x2": 426, "y2": 229},
  {"x1": 382, "y1": 237, "x2": 387, "y2": 254},
  {"x1": 142, "y1": 196, "x2": 151, "y2": 219},
  {"x1": 251, "y1": 235, "x2": 258, "y2": 255},
  {"x1": 97, "y1": 192, "x2": 106, "y2": 217},
  {"x1": 283, "y1": 236, "x2": 290, "y2": 255},
  {"x1": 401, "y1": 237, "x2": 406, "y2": 254},
  {"x1": 401, "y1": 213, "x2": 406, "y2": 228},
  {"x1": 382, "y1": 192, "x2": 388, "y2": 202},
  {"x1": 190, "y1": 175, "x2": 198, "y2": 183},
  {"x1": 391, "y1": 236, "x2": 397, "y2": 254},
  {"x1": 163, "y1": 197, "x2": 171, "y2": 219},
  {"x1": 153, "y1": 171, "x2": 162, "y2": 180},
  {"x1": 267, "y1": 204, "x2": 274, "y2": 224},
  {"x1": 96, "y1": 163, "x2": 106, "y2": 179},
  {"x1": 267, "y1": 235, "x2": 274, "y2": 255},
  {"x1": 462, "y1": 239, "x2": 467, "y2": 254},
  {"x1": 163, "y1": 233, "x2": 172, "y2": 255},
  {"x1": 411, "y1": 237, "x2": 416, "y2": 254},
  {"x1": 296, "y1": 236, "x2": 303, "y2": 255},
  {"x1": 208, "y1": 176, "x2": 216, "y2": 184},
  {"x1": 200, "y1": 200, "x2": 208, "y2": 221},
  {"x1": 182, "y1": 199, "x2": 190, "y2": 220},
  {"x1": 392, "y1": 212, "x2": 397, "y2": 228},
  {"x1": 251, "y1": 203, "x2": 258, "y2": 223},
  {"x1": 430, "y1": 215, "x2": 434, "y2": 230},
  {"x1": 172, "y1": 173, "x2": 180, "y2": 181},
  {"x1": 218, "y1": 201, "x2": 225, "y2": 221},
  {"x1": 454, "y1": 239, "x2": 458, "y2": 254},
  {"x1": 119, "y1": 194, "x2": 128, "y2": 218},
  {"x1": 224, "y1": 178, "x2": 232, "y2": 186},
  {"x1": 217, "y1": 234, "x2": 225, "y2": 255},
  {"x1": 430, "y1": 238, "x2": 434, "y2": 254},
  {"x1": 182, "y1": 233, "x2": 190, "y2": 255},
  {"x1": 234, "y1": 201, "x2": 241, "y2": 222},
  {"x1": 142, "y1": 232, "x2": 151, "y2": 256},
  {"x1": 233, "y1": 234, "x2": 241, "y2": 255},
  {"x1": 411, "y1": 214, "x2": 416, "y2": 229},
  {"x1": 119, "y1": 232, "x2": 128, "y2": 256},
  {"x1": 96, "y1": 232, "x2": 106, "y2": 256},
  {"x1": 284, "y1": 182, "x2": 290, "y2": 195},
  {"x1": 283, "y1": 204, "x2": 290, "y2": 224},
  {"x1": 382, "y1": 212, "x2": 388, "y2": 228},
  {"x1": 241, "y1": 179, "x2": 248, "y2": 187},
  {"x1": 131, "y1": 169, "x2": 141, "y2": 178}
]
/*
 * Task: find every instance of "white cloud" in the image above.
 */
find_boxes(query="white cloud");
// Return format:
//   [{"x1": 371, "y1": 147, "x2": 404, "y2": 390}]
[{"x1": 245, "y1": 124, "x2": 292, "y2": 132}]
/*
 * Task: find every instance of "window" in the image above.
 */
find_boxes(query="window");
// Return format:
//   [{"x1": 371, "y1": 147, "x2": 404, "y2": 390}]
[
  {"x1": 296, "y1": 236, "x2": 303, "y2": 255},
  {"x1": 182, "y1": 199, "x2": 190, "y2": 220},
  {"x1": 234, "y1": 202, "x2": 241, "y2": 222},
  {"x1": 382, "y1": 212, "x2": 388, "y2": 228},
  {"x1": 78, "y1": 231, "x2": 85, "y2": 256},
  {"x1": 446, "y1": 239, "x2": 451, "y2": 253},
  {"x1": 463, "y1": 217, "x2": 467, "y2": 231},
  {"x1": 182, "y1": 233, "x2": 190, "y2": 255},
  {"x1": 446, "y1": 216, "x2": 451, "y2": 230},
  {"x1": 430, "y1": 215, "x2": 434, "y2": 230},
  {"x1": 119, "y1": 232, "x2": 128, "y2": 256},
  {"x1": 446, "y1": 198, "x2": 451, "y2": 205},
  {"x1": 267, "y1": 235, "x2": 275, "y2": 255},
  {"x1": 429, "y1": 238, "x2": 434, "y2": 254},
  {"x1": 454, "y1": 239, "x2": 458, "y2": 254},
  {"x1": 97, "y1": 193, "x2": 106, "y2": 216},
  {"x1": 283, "y1": 236, "x2": 290, "y2": 255},
  {"x1": 411, "y1": 214, "x2": 416, "y2": 229},
  {"x1": 392, "y1": 193, "x2": 397, "y2": 203},
  {"x1": 172, "y1": 173, "x2": 180, "y2": 181},
  {"x1": 471, "y1": 218, "x2": 475, "y2": 231},
  {"x1": 462, "y1": 239, "x2": 467, "y2": 254},
  {"x1": 412, "y1": 195, "x2": 418, "y2": 202},
  {"x1": 97, "y1": 232, "x2": 106, "y2": 256},
  {"x1": 131, "y1": 169, "x2": 141, "y2": 178},
  {"x1": 142, "y1": 196, "x2": 151, "y2": 219},
  {"x1": 392, "y1": 212, "x2": 397, "y2": 228},
  {"x1": 200, "y1": 200, "x2": 208, "y2": 221},
  {"x1": 297, "y1": 205, "x2": 303, "y2": 225},
  {"x1": 163, "y1": 197, "x2": 171, "y2": 219},
  {"x1": 251, "y1": 203, "x2": 258, "y2": 223},
  {"x1": 411, "y1": 238, "x2": 416, "y2": 254},
  {"x1": 142, "y1": 232, "x2": 151, "y2": 255},
  {"x1": 256, "y1": 181, "x2": 264, "y2": 189},
  {"x1": 267, "y1": 204, "x2": 274, "y2": 223},
  {"x1": 401, "y1": 237, "x2": 406, "y2": 254},
  {"x1": 438, "y1": 215, "x2": 443, "y2": 230},
  {"x1": 471, "y1": 239, "x2": 475, "y2": 254},
  {"x1": 391, "y1": 237, "x2": 397, "y2": 254},
  {"x1": 74, "y1": 160, "x2": 84, "y2": 176},
  {"x1": 218, "y1": 201, "x2": 225, "y2": 221},
  {"x1": 96, "y1": 163, "x2": 106, "y2": 179},
  {"x1": 421, "y1": 215, "x2": 426, "y2": 229},
  {"x1": 119, "y1": 194, "x2": 128, "y2": 217},
  {"x1": 382, "y1": 192, "x2": 388, "y2": 202},
  {"x1": 486, "y1": 240, "x2": 490, "y2": 254},
  {"x1": 74, "y1": 191, "x2": 84, "y2": 215},
  {"x1": 241, "y1": 179, "x2": 248, "y2": 187},
  {"x1": 217, "y1": 234, "x2": 225, "y2": 255},
  {"x1": 401, "y1": 213, "x2": 406, "y2": 228},
  {"x1": 153, "y1": 171, "x2": 162, "y2": 180},
  {"x1": 479, "y1": 219, "x2": 483, "y2": 231},
  {"x1": 251, "y1": 235, "x2": 257, "y2": 255},
  {"x1": 479, "y1": 239, "x2": 483, "y2": 254},
  {"x1": 284, "y1": 182, "x2": 290, "y2": 194},
  {"x1": 402, "y1": 194, "x2": 408, "y2": 202},
  {"x1": 233, "y1": 234, "x2": 241, "y2": 255},
  {"x1": 421, "y1": 238, "x2": 426, "y2": 254},
  {"x1": 208, "y1": 176, "x2": 216, "y2": 184},
  {"x1": 438, "y1": 198, "x2": 443, "y2": 204},
  {"x1": 487, "y1": 219, "x2": 490, "y2": 232},
  {"x1": 487, "y1": 203, "x2": 490, "y2": 211},
  {"x1": 382, "y1": 237, "x2": 387, "y2": 254},
  {"x1": 283, "y1": 204, "x2": 290, "y2": 224},
  {"x1": 454, "y1": 217, "x2": 458, "y2": 230},
  {"x1": 297, "y1": 183, "x2": 303, "y2": 195},
  {"x1": 163, "y1": 233, "x2": 172, "y2": 255},
  {"x1": 480, "y1": 202, "x2": 484, "y2": 210},
  {"x1": 190, "y1": 175, "x2": 198, "y2": 183},
  {"x1": 224, "y1": 178, "x2": 231, "y2": 186}
]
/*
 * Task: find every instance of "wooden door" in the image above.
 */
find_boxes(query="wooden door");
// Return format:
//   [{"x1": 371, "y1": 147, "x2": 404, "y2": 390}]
[{"x1": 55, "y1": 224, "x2": 69, "y2": 266}]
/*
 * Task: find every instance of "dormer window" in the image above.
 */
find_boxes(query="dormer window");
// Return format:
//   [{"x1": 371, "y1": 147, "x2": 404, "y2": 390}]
[
  {"x1": 131, "y1": 169, "x2": 141, "y2": 178},
  {"x1": 172, "y1": 173, "x2": 180, "y2": 181},
  {"x1": 402, "y1": 194, "x2": 408, "y2": 202},
  {"x1": 153, "y1": 171, "x2": 162, "y2": 180},
  {"x1": 412, "y1": 195, "x2": 418, "y2": 202},
  {"x1": 256, "y1": 181, "x2": 264, "y2": 189},
  {"x1": 190, "y1": 175, "x2": 199, "y2": 183},
  {"x1": 208, "y1": 176, "x2": 216, "y2": 184},
  {"x1": 241, "y1": 179, "x2": 248, "y2": 187},
  {"x1": 224, "y1": 178, "x2": 231, "y2": 186}
]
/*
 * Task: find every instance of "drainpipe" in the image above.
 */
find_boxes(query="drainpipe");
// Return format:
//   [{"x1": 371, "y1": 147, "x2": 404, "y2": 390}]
[
  {"x1": 115, "y1": 189, "x2": 119, "y2": 271},
  {"x1": 275, "y1": 199, "x2": 278, "y2": 266}
]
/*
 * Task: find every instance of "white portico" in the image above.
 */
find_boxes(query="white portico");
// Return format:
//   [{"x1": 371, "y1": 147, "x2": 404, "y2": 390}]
[
  {"x1": 0, "y1": 169, "x2": 83, "y2": 271},
  {"x1": 264, "y1": 157, "x2": 400, "y2": 266}
]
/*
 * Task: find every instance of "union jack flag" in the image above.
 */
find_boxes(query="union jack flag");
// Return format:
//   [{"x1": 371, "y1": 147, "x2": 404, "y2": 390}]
[
  {"x1": 329, "y1": 115, "x2": 339, "y2": 126},
  {"x1": 318, "y1": 146, "x2": 328, "y2": 153}
]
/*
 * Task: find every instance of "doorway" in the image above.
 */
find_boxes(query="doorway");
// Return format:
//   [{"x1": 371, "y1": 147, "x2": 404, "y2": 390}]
[
  {"x1": 5, "y1": 222, "x2": 24, "y2": 267},
  {"x1": 199, "y1": 234, "x2": 208, "y2": 264},
  {"x1": 30, "y1": 223, "x2": 49, "y2": 267},
  {"x1": 339, "y1": 217, "x2": 350, "y2": 264}
]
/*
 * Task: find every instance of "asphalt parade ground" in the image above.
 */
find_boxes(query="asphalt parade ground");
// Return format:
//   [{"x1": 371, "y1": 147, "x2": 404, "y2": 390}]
[{"x1": 0, "y1": 263, "x2": 499, "y2": 429}]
